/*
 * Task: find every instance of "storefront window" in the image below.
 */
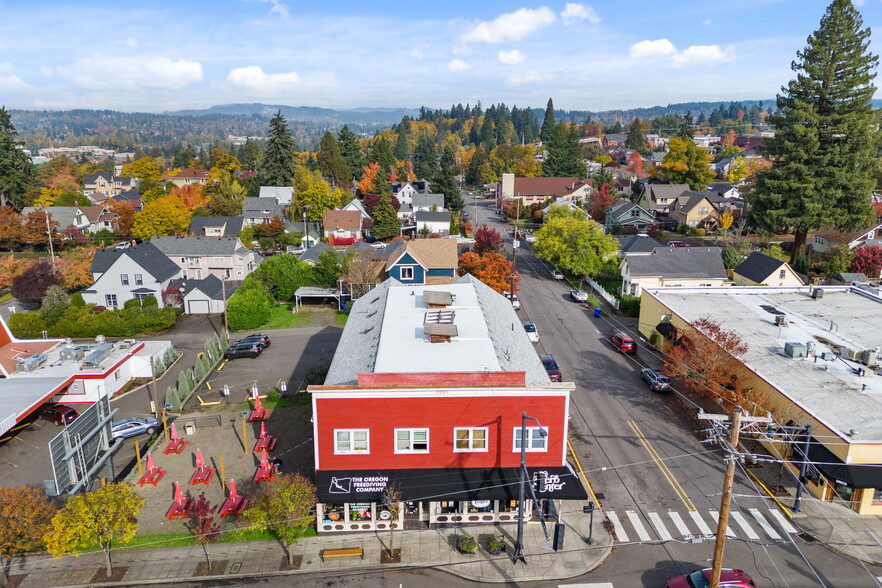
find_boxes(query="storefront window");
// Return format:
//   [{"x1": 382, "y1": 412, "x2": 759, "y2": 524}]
[
  {"x1": 437, "y1": 501, "x2": 461, "y2": 514},
  {"x1": 468, "y1": 500, "x2": 494, "y2": 513},
  {"x1": 499, "y1": 500, "x2": 519, "y2": 512},
  {"x1": 323, "y1": 503, "x2": 344, "y2": 522},
  {"x1": 349, "y1": 502, "x2": 373, "y2": 521}
]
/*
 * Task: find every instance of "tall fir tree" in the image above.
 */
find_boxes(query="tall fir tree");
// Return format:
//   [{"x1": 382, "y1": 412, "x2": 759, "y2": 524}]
[
  {"x1": 368, "y1": 137, "x2": 395, "y2": 180},
  {"x1": 258, "y1": 111, "x2": 297, "y2": 186},
  {"x1": 751, "y1": 0, "x2": 878, "y2": 262},
  {"x1": 394, "y1": 121, "x2": 410, "y2": 160},
  {"x1": 316, "y1": 131, "x2": 349, "y2": 185},
  {"x1": 625, "y1": 118, "x2": 649, "y2": 153},
  {"x1": 543, "y1": 123, "x2": 585, "y2": 178},
  {"x1": 434, "y1": 145, "x2": 463, "y2": 213},
  {"x1": 370, "y1": 194, "x2": 401, "y2": 240},
  {"x1": 412, "y1": 134, "x2": 438, "y2": 180},
  {"x1": 539, "y1": 98, "x2": 556, "y2": 143},
  {"x1": 0, "y1": 107, "x2": 36, "y2": 209},
  {"x1": 337, "y1": 125, "x2": 362, "y2": 182},
  {"x1": 676, "y1": 111, "x2": 695, "y2": 139}
]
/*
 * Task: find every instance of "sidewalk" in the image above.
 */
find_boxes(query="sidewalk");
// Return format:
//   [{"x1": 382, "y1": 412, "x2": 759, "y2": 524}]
[{"x1": 9, "y1": 500, "x2": 613, "y2": 586}]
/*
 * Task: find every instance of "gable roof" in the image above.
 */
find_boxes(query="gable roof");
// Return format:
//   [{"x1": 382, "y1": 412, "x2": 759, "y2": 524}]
[
  {"x1": 404, "y1": 239, "x2": 458, "y2": 269},
  {"x1": 21, "y1": 207, "x2": 82, "y2": 228},
  {"x1": 242, "y1": 196, "x2": 282, "y2": 213},
  {"x1": 512, "y1": 176, "x2": 590, "y2": 198},
  {"x1": 189, "y1": 216, "x2": 245, "y2": 237},
  {"x1": 615, "y1": 234, "x2": 663, "y2": 254},
  {"x1": 84, "y1": 172, "x2": 112, "y2": 184},
  {"x1": 414, "y1": 210, "x2": 451, "y2": 223},
  {"x1": 323, "y1": 209, "x2": 362, "y2": 232},
  {"x1": 813, "y1": 222, "x2": 882, "y2": 245},
  {"x1": 175, "y1": 275, "x2": 241, "y2": 300},
  {"x1": 647, "y1": 184, "x2": 690, "y2": 201},
  {"x1": 625, "y1": 247, "x2": 727, "y2": 280},
  {"x1": 150, "y1": 236, "x2": 245, "y2": 256},
  {"x1": 299, "y1": 242, "x2": 337, "y2": 264},
  {"x1": 342, "y1": 198, "x2": 370, "y2": 218},
  {"x1": 163, "y1": 167, "x2": 209, "y2": 180},
  {"x1": 78, "y1": 206, "x2": 111, "y2": 223},
  {"x1": 258, "y1": 186, "x2": 293, "y2": 202},
  {"x1": 734, "y1": 252, "x2": 788, "y2": 284},
  {"x1": 606, "y1": 199, "x2": 652, "y2": 219},
  {"x1": 91, "y1": 242, "x2": 181, "y2": 282},
  {"x1": 675, "y1": 191, "x2": 718, "y2": 214},
  {"x1": 412, "y1": 193, "x2": 445, "y2": 209}
]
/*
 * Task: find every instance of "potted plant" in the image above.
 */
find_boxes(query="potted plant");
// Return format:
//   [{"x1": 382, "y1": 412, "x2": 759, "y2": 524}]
[
  {"x1": 486, "y1": 533, "x2": 506, "y2": 555},
  {"x1": 458, "y1": 534, "x2": 478, "y2": 554}
]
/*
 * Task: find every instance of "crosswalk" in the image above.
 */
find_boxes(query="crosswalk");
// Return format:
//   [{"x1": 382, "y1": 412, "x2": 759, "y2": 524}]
[{"x1": 605, "y1": 507, "x2": 798, "y2": 544}]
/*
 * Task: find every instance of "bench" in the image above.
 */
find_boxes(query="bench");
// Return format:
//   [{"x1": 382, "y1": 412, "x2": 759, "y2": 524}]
[
  {"x1": 248, "y1": 408, "x2": 269, "y2": 422},
  {"x1": 253, "y1": 465, "x2": 276, "y2": 484},
  {"x1": 165, "y1": 499, "x2": 192, "y2": 520},
  {"x1": 253, "y1": 436, "x2": 277, "y2": 452},
  {"x1": 320, "y1": 547, "x2": 364, "y2": 562},
  {"x1": 189, "y1": 466, "x2": 215, "y2": 486},
  {"x1": 163, "y1": 438, "x2": 189, "y2": 455},
  {"x1": 137, "y1": 468, "x2": 166, "y2": 487},
  {"x1": 220, "y1": 496, "x2": 249, "y2": 518}
]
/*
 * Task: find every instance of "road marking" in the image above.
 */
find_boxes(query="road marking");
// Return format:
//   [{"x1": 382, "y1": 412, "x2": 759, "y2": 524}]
[
  {"x1": 12, "y1": 436, "x2": 39, "y2": 450},
  {"x1": 607, "y1": 511, "x2": 629, "y2": 542},
  {"x1": 626, "y1": 510, "x2": 652, "y2": 542},
  {"x1": 558, "y1": 584, "x2": 615, "y2": 587},
  {"x1": 648, "y1": 512, "x2": 672, "y2": 541},
  {"x1": 709, "y1": 510, "x2": 737, "y2": 538},
  {"x1": 567, "y1": 439, "x2": 601, "y2": 506},
  {"x1": 749, "y1": 509, "x2": 781, "y2": 540},
  {"x1": 668, "y1": 511, "x2": 692, "y2": 538},
  {"x1": 730, "y1": 511, "x2": 760, "y2": 540},
  {"x1": 689, "y1": 510, "x2": 713, "y2": 536},
  {"x1": 627, "y1": 420, "x2": 696, "y2": 511},
  {"x1": 770, "y1": 509, "x2": 798, "y2": 534},
  {"x1": 9, "y1": 423, "x2": 30, "y2": 432}
]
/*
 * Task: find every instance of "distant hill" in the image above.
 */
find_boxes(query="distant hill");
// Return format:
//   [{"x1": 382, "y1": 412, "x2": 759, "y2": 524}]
[{"x1": 164, "y1": 103, "x2": 420, "y2": 125}]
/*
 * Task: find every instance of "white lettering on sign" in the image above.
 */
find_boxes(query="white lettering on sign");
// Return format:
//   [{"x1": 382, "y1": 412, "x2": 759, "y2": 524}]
[
  {"x1": 532, "y1": 470, "x2": 566, "y2": 493},
  {"x1": 328, "y1": 476, "x2": 389, "y2": 494}
]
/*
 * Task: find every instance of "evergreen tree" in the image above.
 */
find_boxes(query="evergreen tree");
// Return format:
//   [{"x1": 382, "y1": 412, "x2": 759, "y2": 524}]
[
  {"x1": 677, "y1": 111, "x2": 694, "y2": 139},
  {"x1": 371, "y1": 195, "x2": 401, "y2": 240},
  {"x1": 368, "y1": 137, "x2": 395, "y2": 179},
  {"x1": 316, "y1": 131, "x2": 349, "y2": 184},
  {"x1": 539, "y1": 98, "x2": 556, "y2": 143},
  {"x1": 337, "y1": 125, "x2": 362, "y2": 182},
  {"x1": 238, "y1": 139, "x2": 261, "y2": 170},
  {"x1": 0, "y1": 107, "x2": 36, "y2": 209},
  {"x1": 480, "y1": 118, "x2": 497, "y2": 150},
  {"x1": 625, "y1": 118, "x2": 649, "y2": 152},
  {"x1": 466, "y1": 146, "x2": 487, "y2": 185},
  {"x1": 394, "y1": 122, "x2": 409, "y2": 160},
  {"x1": 468, "y1": 121, "x2": 481, "y2": 146},
  {"x1": 435, "y1": 145, "x2": 463, "y2": 213},
  {"x1": 412, "y1": 134, "x2": 438, "y2": 180},
  {"x1": 751, "y1": 0, "x2": 878, "y2": 263},
  {"x1": 258, "y1": 111, "x2": 297, "y2": 186},
  {"x1": 543, "y1": 123, "x2": 585, "y2": 178}
]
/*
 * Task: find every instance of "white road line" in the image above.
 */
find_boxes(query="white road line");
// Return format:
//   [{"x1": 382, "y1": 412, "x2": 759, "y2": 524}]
[
  {"x1": 749, "y1": 508, "x2": 781, "y2": 540},
  {"x1": 607, "y1": 511, "x2": 629, "y2": 543},
  {"x1": 558, "y1": 584, "x2": 615, "y2": 587},
  {"x1": 689, "y1": 510, "x2": 713, "y2": 536},
  {"x1": 648, "y1": 512, "x2": 673, "y2": 541},
  {"x1": 709, "y1": 510, "x2": 737, "y2": 538},
  {"x1": 669, "y1": 511, "x2": 692, "y2": 538},
  {"x1": 770, "y1": 509, "x2": 798, "y2": 534},
  {"x1": 626, "y1": 510, "x2": 652, "y2": 542},
  {"x1": 730, "y1": 511, "x2": 760, "y2": 540}
]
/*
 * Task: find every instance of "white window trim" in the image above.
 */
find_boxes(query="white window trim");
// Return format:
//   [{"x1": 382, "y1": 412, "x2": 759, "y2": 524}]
[
  {"x1": 334, "y1": 429, "x2": 370, "y2": 454},
  {"x1": 394, "y1": 428, "x2": 429, "y2": 454},
  {"x1": 453, "y1": 427, "x2": 489, "y2": 452},
  {"x1": 513, "y1": 427, "x2": 549, "y2": 453},
  {"x1": 400, "y1": 266, "x2": 415, "y2": 280}
]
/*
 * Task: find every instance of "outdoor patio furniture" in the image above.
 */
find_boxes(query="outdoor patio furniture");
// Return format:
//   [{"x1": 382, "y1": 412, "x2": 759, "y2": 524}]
[
  {"x1": 165, "y1": 482, "x2": 193, "y2": 519},
  {"x1": 189, "y1": 448, "x2": 215, "y2": 485},
  {"x1": 220, "y1": 479, "x2": 249, "y2": 517},
  {"x1": 248, "y1": 395, "x2": 270, "y2": 422},
  {"x1": 253, "y1": 421, "x2": 277, "y2": 452},
  {"x1": 137, "y1": 452, "x2": 166, "y2": 487},
  {"x1": 163, "y1": 423, "x2": 190, "y2": 455},
  {"x1": 253, "y1": 449, "x2": 277, "y2": 484}
]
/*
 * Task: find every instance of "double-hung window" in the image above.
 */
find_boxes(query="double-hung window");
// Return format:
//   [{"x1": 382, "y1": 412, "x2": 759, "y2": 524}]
[
  {"x1": 513, "y1": 427, "x2": 548, "y2": 452},
  {"x1": 395, "y1": 429, "x2": 429, "y2": 453},
  {"x1": 105, "y1": 294, "x2": 117, "y2": 308},
  {"x1": 400, "y1": 266, "x2": 414, "y2": 280},
  {"x1": 335, "y1": 429, "x2": 369, "y2": 454},
  {"x1": 134, "y1": 274, "x2": 143, "y2": 285},
  {"x1": 454, "y1": 428, "x2": 488, "y2": 452},
  {"x1": 120, "y1": 274, "x2": 129, "y2": 286}
]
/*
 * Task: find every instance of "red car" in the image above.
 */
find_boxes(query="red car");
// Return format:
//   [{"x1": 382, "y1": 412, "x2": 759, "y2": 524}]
[
  {"x1": 539, "y1": 354, "x2": 562, "y2": 382},
  {"x1": 608, "y1": 331, "x2": 637, "y2": 354},
  {"x1": 40, "y1": 405, "x2": 79, "y2": 426},
  {"x1": 665, "y1": 567, "x2": 757, "y2": 588}
]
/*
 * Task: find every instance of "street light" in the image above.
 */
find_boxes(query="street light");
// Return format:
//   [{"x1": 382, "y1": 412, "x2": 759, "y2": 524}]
[
  {"x1": 513, "y1": 411, "x2": 548, "y2": 564},
  {"x1": 583, "y1": 501, "x2": 595, "y2": 544}
]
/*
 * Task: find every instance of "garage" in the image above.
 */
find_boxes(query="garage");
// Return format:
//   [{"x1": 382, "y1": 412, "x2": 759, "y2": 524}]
[{"x1": 187, "y1": 299, "x2": 211, "y2": 314}]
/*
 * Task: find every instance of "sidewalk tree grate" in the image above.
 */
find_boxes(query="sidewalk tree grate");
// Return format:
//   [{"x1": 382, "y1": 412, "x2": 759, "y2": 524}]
[{"x1": 229, "y1": 563, "x2": 242, "y2": 573}]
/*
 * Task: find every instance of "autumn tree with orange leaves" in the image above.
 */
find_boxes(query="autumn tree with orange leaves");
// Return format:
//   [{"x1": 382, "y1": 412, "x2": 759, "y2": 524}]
[
  {"x1": 106, "y1": 199, "x2": 136, "y2": 238},
  {"x1": 0, "y1": 207, "x2": 23, "y2": 250},
  {"x1": 57, "y1": 247, "x2": 97, "y2": 290},
  {"x1": 589, "y1": 184, "x2": 618, "y2": 223},
  {"x1": 625, "y1": 152, "x2": 644, "y2": 177},
  {"x1": 169, "y1": 184, "x2": 208, "y2": 211},
  {"x1": 458, "y1": 251, "x2": 519, "y2": 293}
]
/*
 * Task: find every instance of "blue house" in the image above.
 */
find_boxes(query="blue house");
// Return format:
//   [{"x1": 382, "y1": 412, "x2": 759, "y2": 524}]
[
  {"x1": 604, "y1": 199, "x2": 656, "y2": 232},
  {"x1": 384, "y1": 239, "x2": 458, "y2": 285}
]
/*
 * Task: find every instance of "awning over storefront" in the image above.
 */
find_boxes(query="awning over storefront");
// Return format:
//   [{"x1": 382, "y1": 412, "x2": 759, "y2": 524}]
[
  {"x1": 316, "y1": 465, "x2": 588, "y2": 502},
  {"x1": 806, "y1": 438, "x2": 882, "y2": 489}
]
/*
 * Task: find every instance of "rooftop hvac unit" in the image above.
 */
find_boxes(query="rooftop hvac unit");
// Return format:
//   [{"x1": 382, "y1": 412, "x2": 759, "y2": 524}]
[
  {"x1": 118, "y1": 340, "x2": 132, "y2": 349},
  {"x1": 811, "y1": 288, "x2": 825, "y2": 299},
  {"x1": 784, "y1": 342, "x2": 807, "y2": 358},
  {"x1": 840, "y1": 347, "x2": 862, "y2": 361},
  {"x1": 60, "y1": 347, "x2": 84, "y2": 361},
  {"x1": 774, "y1": 315, "x2": 788, "y2": 327},
  {"x1": 96, "y1": 334, "x2": 106, "y2": 344},
  {"x1": 81, "y1": 343, "x2": 113, "y2": 368},
  {"x1": 861, "y1": 349, "x2": 879, "y2": 368},
  {"x1": 17, "y1": 353, "x2": 47, "y2": 372}
]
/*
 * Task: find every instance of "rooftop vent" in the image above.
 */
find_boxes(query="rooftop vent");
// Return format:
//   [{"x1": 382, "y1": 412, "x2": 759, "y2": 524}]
[
  {"x1": 423, "y1": 290, "x2": 455, "y2": 308},
  {"x1": 784, "y1": 342, "x2": 807, "y2": 358},
  {"x1": 811, "y1": 287, "x2": 825, "y2": 300},
  {"x1": 424, "y1": 309, "x2": 456, "y2": 325},
  {"x1": 17, "y1": 353, "x2": 47, "y2": 372},
  {"x1": 424, "y1": 323, "x2": 458, "y2": 343},
  {"x1": 81, "y1": 343, "x2": 113, "y2": 368},
  {"x1": 774, "y1": 315, "x2": 788, "y2": 327}
]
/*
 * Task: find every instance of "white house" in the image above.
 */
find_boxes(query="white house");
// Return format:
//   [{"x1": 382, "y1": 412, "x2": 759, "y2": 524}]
[
  {"x1": 82, "y1": 242, "x2": 182, "y2": 309},
  {"x1": 258, "y1": 186, "x2": 293, "y2": 206},
  {"x1": 177, "y1": 275, "x2": 240, "y2": 314},
  {"x1": 415, "y1": 211, "x2": 451, "y2": 235}
]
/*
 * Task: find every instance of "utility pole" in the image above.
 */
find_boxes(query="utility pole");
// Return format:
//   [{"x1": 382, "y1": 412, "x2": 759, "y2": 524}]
[
  {"x1": 221, "y1": 277, "x2": 229, "y2": 344},
  {"x1": 793, "y1": 424, "x2": 812, "y2": 513},
  {"x1": 509, "y1": 199, "x2": 520, "y2": 299},
  {"x1": 45, "y1": 210, "x2": 56, "y2": 267}
]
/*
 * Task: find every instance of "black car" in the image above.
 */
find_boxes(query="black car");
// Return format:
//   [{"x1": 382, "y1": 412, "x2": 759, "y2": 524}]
[
  {"x1": 641, "y1": 368, "x2": 671, "y2": 391},
  {"x1": 224, "y1": 342, "x2": 263, "y2": 360},
  {"x1": 235, "y1": 334, "x2": 271, "y2": 348}
]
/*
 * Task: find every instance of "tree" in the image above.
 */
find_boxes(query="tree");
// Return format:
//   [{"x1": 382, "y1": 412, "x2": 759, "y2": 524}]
[
  {"x1": 313, "y1": 248, "x2": 342, "y2": 286},
  {"x1": 357, "y1": 162, "x2": 381, "y2": 195},
  {"x1": 824, "y1": 245, "x2": 854, "y2": 275},
  {"x1": 132, "y1": 195, "x2": 191, "y2": 239},
  {"x1": 368, "y1": 137, "x2": 395, "y2": 179},
  {"x1": 380, "y1": 485, "x2": 402, "y2": 561},
  {"x1": 12, "y1": 260, "x2": 59, "y2": 304},
  {"x1": 0, "y1": 207, "x2": 23, "y2": 250},
  {"x1": 721, "y1": 246, "x2": 744, "y2": 270},
  {"x1": 342, "y1": 259, "x2": 384, "y2": 298},
  {"x1": 121, "y1": 157, "x2": 162, "y2": 193},
  {"x1": 589, "y1": 184, "x2": 618, "y2": 223},
  {"x1": 434, "y1": 145, "x2": 463, "y2": 212},
  {"x1": 539, "y1": 98, "x2": 556, "y2": 143},
  {"x1": 394, "y1": 123, "x2": 409, "y2": 161},
  {"x1": 0, "y1": 255, "x2": 26, "y2": 289},
  {"x1": 362, "y1": 193, "x2": 400, "y2": 214},
  {"x1": 0, "y1": 486, "x2": 55, "y2": 586},
  {"x1": 205, "y1": 170, "x2": 246, "y2": 216},
  {"x1": 207, "y1": 148, "x2": 241, "y2": 173},
  {"x1": 337, "y1": 125, "x2": 362, "y2": 182},
  {"x1": 413, "y1": 133, "x2": 438, "y2": 180},
  {"x1": 651, "y1": 137, "x2": 714, "y2": 190},
  {"x1": 625, "y1": 118, "x2": 650, "y2": 152},
  {"x1": 226, "y1": 287, "x2": 273, "y2": 330},
  {"x1": 473, "y1": 224, "x2": 503, "y2": 255},
  {"x1": 625, "y1": 152, "x2": 644, "y2": 178},
  {"x1": 259, "y1": 111, "x2": 297, "y2": 186},
  {"x1": 458, "y1": 251, "x2": 518, "y2": 293},
  {"x1": 106, "y1": 199, "x2": 135, "y2": 238},
  {"x1": 371, "y1": 195, "x2": 401, "y2": 241},
  {"x1": 247, "y1": 255, "x2": 316, "y2": 301},
  {"x1": 252, "y1": 216, "x2": 285, "y2": 239},
  {"x1": 851, "y1": 244, "x2": 882, "y2": 277},
  {"x1": 44, "y1": 482, "x2": 144, "y2": 577},
  {"x1": 298, "y1": 180, "x2": 339, "y2": 222},
  {"x1": 543, "y1": 123, "x2": 585, "y2": 178},
  {"x1": 677, "y1": 111, "x2": 695, "y2": 139},
  {"x1": 55, "y1": 192, "x2": 91, "y2": 206},
  {"x1": 0, "y1": 107, "x2": 36, "y2": 209},
  {"x1": 533, "y1": 217, "x2": 618, "y2": 279},
  {"x1": 545, "y1": 202, "x2": 587, "y2": 221},
  {"x1": 751, "y1": 0, "x2": 878, "y2": 263},
  {"x1": 188, "y1": 493, "x2": 221, "y2": 571},
  {"x1": 169, "y1": 184, "x2": 207, "y2": 211},
  {"x1": 317, "y1": 132, "x2": 349, "y2": 185},
  {"x1": 243, "y1": 473, "x2": 316, "y2": 566}
]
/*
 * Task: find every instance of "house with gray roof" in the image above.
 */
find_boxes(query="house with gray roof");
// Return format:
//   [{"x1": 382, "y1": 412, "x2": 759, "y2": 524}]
[
  {"x1": 150, "y1": 236, "x2": 260, "y2": 281},
  {"x1": 258, "y1": 186, "x2": 293, "y2": 205},
  {"x1": 620, "y1": 246, "x2": 728, "y2": 296},
  {"x1": 614, "y1": 233, "x2": 664, "y2": 257},
  {"x1": 412, "y1": 193, "x2": 445, "y2": 213},
  {"x1": 415, "y1": 210, "x2": 451, "y2": 235},
  {"x1": 171, "y1": 275, "x2": 241, "y2": 314},
  {"x1": 733, "y1": 252, "x2": 803, "y2": 287},
  {"x1": 604, "y1": 199, "x2": 655, "y2": 232},
  {"x1": 241, "y1": 197, "x2": 286, "y2": 227},
  {"x1": 189, "y1": 216, "x2": 245, "y2": 238},
  {"x1": 82, "y1": 242, "x2": 182, "y2": 309},
  {"x1": 637, "y1": 183, "x2": 690, "y2": 215},
  {"x1": 21, "y1": 206, "x2": 118, "y2": 236}
]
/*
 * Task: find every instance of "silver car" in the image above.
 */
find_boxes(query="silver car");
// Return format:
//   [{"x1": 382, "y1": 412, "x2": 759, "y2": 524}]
[
  {"x1": 523, "y1": 321, "x2": 540, "y2": 343},
  {"x1": 570, "y1": 289, "x2": 588, "y2": 302},
  {"x1": 641, "y1": 368, "x2": 671, "y2": 391}
]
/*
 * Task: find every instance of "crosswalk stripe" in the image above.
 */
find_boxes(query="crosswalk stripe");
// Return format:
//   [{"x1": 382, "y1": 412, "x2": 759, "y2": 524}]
[
  {"x1": 730, "y1": 511, "x2": 760, "y2": 540},
  {"x1": 626, "y1": 510, "x2": 652, "y2": 542},
  {"x1": 607, "y1": 511, "x2": 629, "y2": 542},
  {"x1": 770, "y1": 509, "x2": 798, "y2": 534},
  {"x1": 689, "y1": 510, "x2": 713, "y2": 536},
  {"x1": 669, "y1": 511, "x2": 692, "y2": 538},
  {"x1": 648, "y1": 512, "x2": 673, "y2": 541},
  {"x1": 749, "y1": 509, "x2": 781, "y2": 540},
  {"x1": 709, "y1": 510, "x2": 737, "y2": 538}
]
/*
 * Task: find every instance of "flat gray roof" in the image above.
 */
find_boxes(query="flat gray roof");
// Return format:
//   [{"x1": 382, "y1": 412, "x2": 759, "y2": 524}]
[{"x1": 0, "y1": 377, "x2": 71, "y2": 436}]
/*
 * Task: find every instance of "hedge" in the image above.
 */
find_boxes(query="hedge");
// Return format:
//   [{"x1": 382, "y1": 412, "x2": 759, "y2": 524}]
[{"x1": 7, "y1": 305, "x2": 180, "y2": 339}]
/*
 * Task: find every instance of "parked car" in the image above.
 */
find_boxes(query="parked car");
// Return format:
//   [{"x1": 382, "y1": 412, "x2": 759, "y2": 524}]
[
  {"x1": 666, "y1": 240, "x2": 690, "y2": 247},
  {"x1": 552, "y1": 270, "x2": 564, "y2": 280},
  {"x1": 539, "y1": 354, "x2": 562, "y2": 382},
  {"x1": 608, "y1": 331, "x2": 637, "y2": 354},
  {"x1": 224, "y1": 342, "x2": 263, "y2": 360},
  {"x1": 370, "y1": 242, "x2": 387, "y2": 250},
  {"x1": 523, "y1": 321, "x2": 540, "y2": 343},
  {"x1": 40, "y1": 405, "x2": 79, "y2": 426},
  {"x1": 641, "y1": 368, "x2": 671, "y2": 391},
  {"x1": 570, "y1": 289, "x2": 589, "y2": 302},
  {"x1": 665, "y1": 568, "x2": 757, "y2": 588},
  {"x1": 114, "y1": 241, "x2": 131, "y2": 250},
  {"x1": 363, "y1": 235, "x2": 378, "y2": 243},
  {"x1": 235, "y1": 334, "x2": 271, "y2": 348},
  {"x1": 503, "y1": 292, "x2": 521, "y2": 310},
  {"x1": 111, "y1": 417, "x2": 159, "y2": 440}
]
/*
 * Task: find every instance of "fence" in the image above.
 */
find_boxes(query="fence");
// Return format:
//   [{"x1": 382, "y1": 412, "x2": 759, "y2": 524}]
[{"x1": 586, "y1": 277, "x2": 620, "y2": 310}]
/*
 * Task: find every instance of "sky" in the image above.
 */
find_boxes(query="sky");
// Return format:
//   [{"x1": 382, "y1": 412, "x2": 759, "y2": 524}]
[{"x1": 2, "y1": 0, "x2": 882, "y2": 113}]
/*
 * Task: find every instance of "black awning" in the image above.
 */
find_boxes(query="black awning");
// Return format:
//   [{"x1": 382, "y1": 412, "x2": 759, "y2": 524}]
[
  {"x1": 655, "y1": 322, "x2": 678, "y2": 340},
  {"x1": 806, "y1": 438, "x2": 882, "y2": 489},
  {"x1": 316, "y1": 465, "x2": 588, "y2": 502}
]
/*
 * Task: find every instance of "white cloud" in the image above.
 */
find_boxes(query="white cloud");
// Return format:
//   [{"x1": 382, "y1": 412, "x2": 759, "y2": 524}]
[
  {"x1": 248, "y1": 0, "x2": 290, "y2": 19},
  {"x1": 447, "y1": 59, "x2": 471, "y2": 72},
  {"x1": 225, "y1": 66, "x2": 301, "y2": 93},
  {"x1": 0, "y1": 74, "x2": 35, "y2": 92},
  {"x1": 629, "y1": 39, "x2": 677, "y2": 60},
  {"x1": 670, "y1": 44, "x2": 734, "y2": 68},
  {"x1": 411, "y1": 48, "x2": 424, "y2": 59},
  {"x1": 561, "y1": 3, "x2": 601, "y2": 25},
  {"x1": 702, "y1": 19, "x2": 713, "y2": 26},
  {"x1": 505, "y1": 71, "x2": 551, "y2": 86},
  {"x1": 854, "y1": 0, "x2": 866, "y2": 6},
  {"x1": 40, "y1": 66, "x2": 54, "y2": 78},
  {"x1": 461, "y1": 7, "x2": 556, "y2": 43},
  {"x1": 58, "y1": 54, "x2": 203, "y2": 89},
  {"x1": 498, "y1": 49, "x2": 526, "y2": 65},
  {"x1": 0, "y1": 61, "x2": 13, "y2": 74},
  {"x1": 125, "y1": 37, "x2": 138, "y2": 48}
]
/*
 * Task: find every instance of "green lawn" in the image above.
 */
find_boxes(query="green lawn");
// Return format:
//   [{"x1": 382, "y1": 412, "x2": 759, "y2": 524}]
[
  {"x1": 334, "y1": 310, "x2": 349, "y2": 325},
  {"x1": 262, "y1": 306, "x2": 314, "y2": 330}
]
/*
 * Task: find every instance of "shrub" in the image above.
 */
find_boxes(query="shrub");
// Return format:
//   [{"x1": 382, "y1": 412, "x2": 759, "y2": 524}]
[
  {"x1": 695, "y1": 228, "x2": 706, "y2": 237},
  {"x1": 486, "y1": 534, "x2": 506, "y2": 555},
  {"x1": 70, "y1": 292, "x2": 85, "y2": 307},
  {"x1": 8, "y1": 312, "x2": 48, "y2": 338},
  {"x1": 123, "y1": 298, "x2": 142, "y2": 310},
  {"x1": 12, "y1": 260, "x2": 60, "y2": 304},
  {"x1": 458, "y1": 534, "x2": 477, "y2": 554},
  {"x1": 227, "y1": 288, "x2": 273, "y2": 330},
  {"x1": 619, "y1": 294, "x2": 641, "y2": 317},
  {"x1": 141, "y1": 295, "x2": 158, "y2": 307},
  {"x1": 721, "y1": 246, "x2": 743, "y2": 270},
  {"x1": 40, "y1": 285, "x2": 71, "y2": 325}
]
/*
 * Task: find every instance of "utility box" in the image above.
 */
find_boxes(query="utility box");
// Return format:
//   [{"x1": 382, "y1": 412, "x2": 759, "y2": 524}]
[
  {"x1": 784, "y1": 342, "x2": 807, "y2": 358},
  {"x1": 184, "y1": 421, "x2": 195, "y2": 436}
]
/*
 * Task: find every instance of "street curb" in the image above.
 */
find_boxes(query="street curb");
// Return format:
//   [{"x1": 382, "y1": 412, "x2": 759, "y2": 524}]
[{"x1": 109, "y1": 351, "x2": 183, "y2": 404}]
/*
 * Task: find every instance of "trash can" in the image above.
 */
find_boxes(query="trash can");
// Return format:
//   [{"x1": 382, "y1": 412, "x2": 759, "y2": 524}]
[
  {"x1": 593, "y1": 308, "x2": 602, "y2": 318},
  {"x1": 341, "y1": 303, "x2": 347, "y2": 311}
]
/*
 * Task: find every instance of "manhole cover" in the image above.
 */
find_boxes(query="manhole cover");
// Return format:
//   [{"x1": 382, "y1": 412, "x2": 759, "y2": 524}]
[
  {"x1": 229, "y1": 563, "x2": 242, "y2": 574},
  {"x1": 797, "y1": 532, "x2": 817, "y2": 543}
]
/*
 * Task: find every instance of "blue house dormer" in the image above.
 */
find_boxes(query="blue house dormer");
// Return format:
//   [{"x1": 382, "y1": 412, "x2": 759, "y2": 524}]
[
  {"x1": 383, "y1": 239, "x2": 458, "y2": 286},
  {"x1": 387, "y1": 251, "x2": 426, "y2": 284}
]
